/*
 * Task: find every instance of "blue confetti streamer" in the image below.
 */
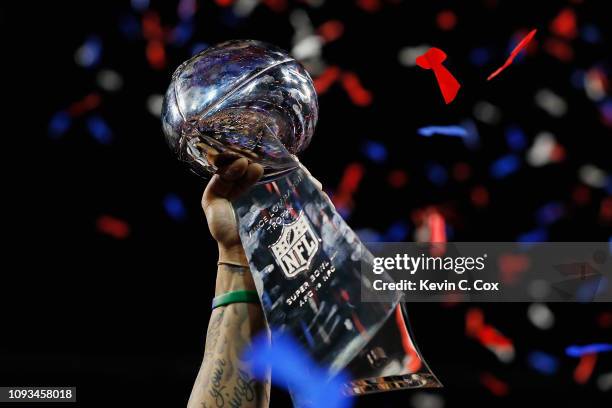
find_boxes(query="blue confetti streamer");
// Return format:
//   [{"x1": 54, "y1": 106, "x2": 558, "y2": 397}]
[
  {"x1": 243, "y1": 331, "x2": 353, "y2": 408},
  {"x1": 565, "y1": 343, "x2": 612, "y2": 357},
  {"x1": 417, "y1": 125, "x2": 468, "y2": 138}
]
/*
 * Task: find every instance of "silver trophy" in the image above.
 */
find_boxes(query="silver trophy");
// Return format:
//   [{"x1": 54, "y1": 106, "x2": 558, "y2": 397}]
[{"x1": 162, "y1": 40, "x2": 440, "y2": 397}]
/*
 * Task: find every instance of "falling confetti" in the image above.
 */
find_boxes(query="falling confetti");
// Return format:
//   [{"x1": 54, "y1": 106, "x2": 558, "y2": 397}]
[
  {"x1": 487, "y1": 29, "x2": 537, "y2": 81},
  {"x1": 416, "y1": 47, "x2": 461, "y2": 104},
  {"x1": 243, "y1": 331, "x2": 353, "y2": 408}
]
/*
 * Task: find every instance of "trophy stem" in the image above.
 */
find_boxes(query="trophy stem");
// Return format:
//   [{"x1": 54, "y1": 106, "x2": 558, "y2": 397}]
[{"x1": 232, "y1": 165, "x2": 441, "y2": 401}]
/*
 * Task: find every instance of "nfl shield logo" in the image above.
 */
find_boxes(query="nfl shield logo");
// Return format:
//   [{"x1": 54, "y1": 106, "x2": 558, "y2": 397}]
[{"x1": 269, "y1": 212, "x2": 319, "y2": 279}]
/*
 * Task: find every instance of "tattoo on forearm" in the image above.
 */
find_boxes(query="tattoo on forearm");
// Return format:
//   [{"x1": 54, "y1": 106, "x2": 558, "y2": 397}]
[
  {"x1": 219, "y1": 264, "x2": 249, "y2": 275},
  {"x1": 191, "y1": 302, "x2": 269, "y2": 408},
  {"x1": 209, "y1": 359, "x2": 227, "y2": 407},
  {"x1": 228, "y1": 369, "x2": 256, "y2": 408}
]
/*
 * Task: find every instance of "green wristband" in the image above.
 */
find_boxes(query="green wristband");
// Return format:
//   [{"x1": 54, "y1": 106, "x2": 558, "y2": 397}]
[{"x1": 212, "y1": 290, "x2": 260, "y2": 310}]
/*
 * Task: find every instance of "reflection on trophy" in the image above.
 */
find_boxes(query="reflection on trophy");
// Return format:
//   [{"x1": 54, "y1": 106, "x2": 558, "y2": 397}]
[{"x1": 162, "y1": 40, "x2": 441, "y2": 396}]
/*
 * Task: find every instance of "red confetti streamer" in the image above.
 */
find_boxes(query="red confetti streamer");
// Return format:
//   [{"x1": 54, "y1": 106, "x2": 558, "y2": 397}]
[
  {"x1": 480, "y1": 372, "x2": 509, "y2": 396},
  {"x1": 465, "y1": 308, "x2": 485, "y2": 337},
  {"x1": 338, "y1": 163, "x2": 364, "y2": 194},
  {"x1": 395, "y1": 305, "x2": 422, "y2": 373},
  {"x1": 340, "y1": 72, "x2": 373, "y2": 106},
  {"x1": 68, "y1": 93, "x2": 101, "y2": 117},
  {"x1": 317, "y1": 20, "x2": 344, "y2": 43},
  {"x1": 97, "y1": 215, "x2": 130, "y2": 239},
  {"x1": 573, "y1": 353, "x2": 597, "y2": 384},
  {"x1": 466, "y1": 308, "x2": 514, "y2": 358},
  {"x1": 427, "y1": 208, "x2": 446, "y2": 256},
  {"x1": 487, "y1": 29, "x2": 537, "y2": 81},
  {"x1": 550, "y1": 8, "x2": 577, "y2": 39},
  {"x1": 427, "y1": 209, "x2": 446, "y2": 244},
  {"x1": 313, "y1": 66, "x2": 341, "y2": 94},
  {"x1": 477, "y1": 325, "x2": 512, "y2": 348},
  {"x1": 416, "y1": 47, "x2": 461, "y2": 104},
  {"x1": 333, "y1": 163, "x2": 365, "y2": 210}
]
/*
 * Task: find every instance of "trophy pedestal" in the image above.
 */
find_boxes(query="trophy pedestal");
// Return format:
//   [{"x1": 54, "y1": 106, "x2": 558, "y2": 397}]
[{"x1": 233, "y1": 165, "x2": 441, "y2": 399}]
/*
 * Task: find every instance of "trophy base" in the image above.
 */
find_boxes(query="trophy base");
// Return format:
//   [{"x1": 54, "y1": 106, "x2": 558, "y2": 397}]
[
  {"x1": 344, "y1": 373, "x2": 441, "y2": 396},
  {"x1": 342, "y1": 303, "x2": 442, "y2": 396}
]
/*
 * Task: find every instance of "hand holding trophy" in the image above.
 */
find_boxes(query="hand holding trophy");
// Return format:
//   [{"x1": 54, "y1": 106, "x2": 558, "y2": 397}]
[{"x1": 162, "y1": 40, "x2": 440, "y2": 400}]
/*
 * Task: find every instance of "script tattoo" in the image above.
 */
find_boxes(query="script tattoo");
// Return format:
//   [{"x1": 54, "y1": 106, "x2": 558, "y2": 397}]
[
  {"x1": 209, "y1": 359, "x2": 227, "y2": 407},
  {"x1": 228, "y1": 369, "x2": 257, "y2": 408},
  {"x1": 190, "y1": 292, "x2": 269, "y2": 408}
]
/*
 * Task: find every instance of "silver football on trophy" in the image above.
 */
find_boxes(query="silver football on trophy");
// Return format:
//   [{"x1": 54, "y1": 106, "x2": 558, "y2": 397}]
[{"x1": 161, "y1": 40, "x2": 318, "y2": 180}]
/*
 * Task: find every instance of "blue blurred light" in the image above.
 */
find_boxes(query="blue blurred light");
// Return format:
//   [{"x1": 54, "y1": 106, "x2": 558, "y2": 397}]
[
  {"x1": 86, "y1": 116, "x2": 113, "y2": 144},
  {"x1": 171, "y1": 21, "x2": 194, "y2": 46},
  {"x1": 356, "y1": 228, "x2": 382, "y2": 243},
  {"x1": 178, "y1": 0, "x2": 197, "y2": 20},
  {"x1": 527, "y1": 351, "x2": 559, "y2": 375},
  {"x1": 576, "y1": 277, "x2": 607, "y2": 303},
  {"x1": 518, "y1": 228, "x2": 548, "y2": 243},
  {"x1": 119, "y1": 14, "x2": 141, "y2": 39},
  {"x1": 490, "y1": 154, "x2": 520, "y2": 179},
  {"x1": 536, "y1": 201, "x2": 565, "y2": 225},
  {"x1": 426, "y1": 162, "x2": 448, "y2": 186},
  {"x1": 505, "y1": 126, "x2": 527, "y2": 151},
  {"x1": 383, "y1": 221, "x2": 409, "y2": 241},
  {"x1": 469, "y1": 47, "x2": 491, "y2": 66},
  {"x1": 48, "y1": 112, "x2": 72, "y2": 138},
  {"x1": 361, "y1": 140, "x2": 388, "y2": 163},
  {"x1": 570, "y1": 70, "x2": 585, "y2": 90},
  {"x1": 191, "y1": 42, "x2": 209, "y2": 55},
  {"x1": 581, "y1": 24, "x2": 601, "y2": 43},
  {"x1": 78, "y1": 36, "x2": 103, "y2": 68},
  {"x1": 131, "y1": 0, "x2": 149, "y2": 12},
  {"x1": 163, "y1": 193, "x2": 187, "y2": 221}
]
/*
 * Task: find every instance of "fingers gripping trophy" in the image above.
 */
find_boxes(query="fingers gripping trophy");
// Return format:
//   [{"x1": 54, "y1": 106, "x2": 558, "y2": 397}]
[{"x1": 162, "y1": 40, "x2": 441, "y2": 396}]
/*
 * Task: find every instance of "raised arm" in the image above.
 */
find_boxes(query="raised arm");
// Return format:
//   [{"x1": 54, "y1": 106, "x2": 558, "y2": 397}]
[{"x1": 187, "y1": 155, "x2": 270, "y2": 408}]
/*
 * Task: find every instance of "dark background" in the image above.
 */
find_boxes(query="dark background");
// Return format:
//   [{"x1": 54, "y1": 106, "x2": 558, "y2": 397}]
[{"x1": 2, "y1": 0, "x2": 611, "y2": 407}]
